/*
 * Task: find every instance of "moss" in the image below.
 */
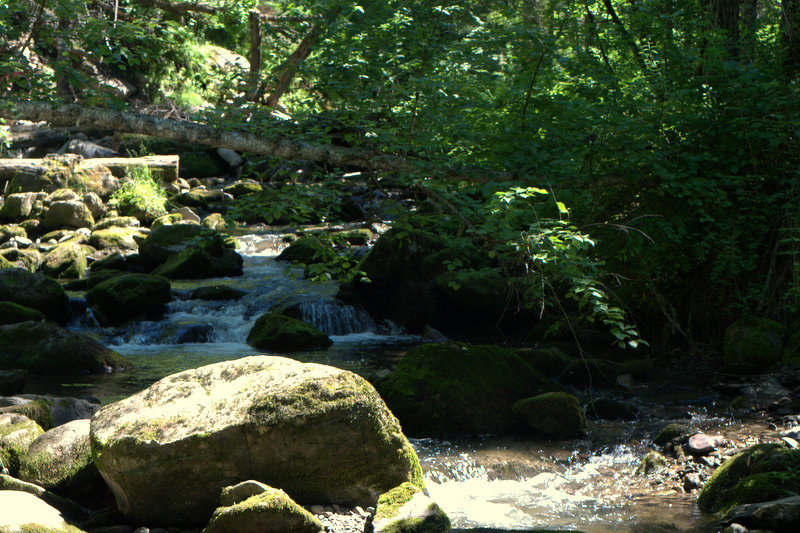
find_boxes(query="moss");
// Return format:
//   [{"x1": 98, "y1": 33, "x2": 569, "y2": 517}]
[
  {"x1": 380, "y1": 342, "x2": 561, "y2": 437},
  {"x1": 697, "y1": 443, "x2": 800, "y2": 513},
  {"x1": 246, "y1": 313, "x2": 332, "y2": 352},
  {"x1": 0, "y1": 301, "x2": 45, "y2": 325},
  {"x1": 375, "y1": 482, "x2": 420, "y2": 521},
  {"x1": 724, "y1": 315, "x2": 786, "y2": 373},
  {"x1": 204, "y1": 486, "x2": 323, "y2": 533},
  {"x1": 512, "y1": 392, "x2": 587, "y2": 439},
  {"x1": 86, "y1": 273, "x2": 172, "y2": 326},
  {"x1": 653, "y1": 423, "x2": 692, "y2": 446},
  {"x1": 276, "y1": 235, "x2": 336, "y2": 266},
  {"x1": 0, "y1": 399, "x2": 54, "y2": 430},
  {"x1": 636, "y1": 451, "x2": 668, "y2": 475}
]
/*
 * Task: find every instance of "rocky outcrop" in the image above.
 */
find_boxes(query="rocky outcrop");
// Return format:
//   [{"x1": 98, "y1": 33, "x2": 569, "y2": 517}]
[
  {"x1": 90, "y1": 356, "x2": 423, "y2": 526},
  {"x1": 0, "y1": 321, "x2": 132, "y2": 375},
  {"x1": 246, "y1": 313, "x2": 332, "y2": 352},
  {"x1": 379, "y1": 342, "x2": 562, "y2": 437},
  {"x1": 0, "y1": 268, "x2": 71, "y2": 324},
  {"x1": 86, "y1": 273, "x2": 172, "y2": 326}
]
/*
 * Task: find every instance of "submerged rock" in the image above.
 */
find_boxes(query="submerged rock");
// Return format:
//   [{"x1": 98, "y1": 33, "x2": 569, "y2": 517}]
[
  {"x1": 379, "y1": 342, "x2": 561, "y2": 437},
  {"x1": 0, "y1": 321, "x2": 132, "y2": 375},
  {"x1": 90, "y1": 356, "x2": 423, "y2": 526}
]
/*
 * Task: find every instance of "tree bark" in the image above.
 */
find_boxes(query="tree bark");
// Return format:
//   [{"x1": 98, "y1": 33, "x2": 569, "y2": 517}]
[
  {"x1": 784, "y1": 0, "x2": 800, "y2": 77},
  {"x1": 264, "y1": 7, "x2": 342, "y2": 108},
  {"x1": 0, "y1": 100, "x2": 440, "y2": 175}
]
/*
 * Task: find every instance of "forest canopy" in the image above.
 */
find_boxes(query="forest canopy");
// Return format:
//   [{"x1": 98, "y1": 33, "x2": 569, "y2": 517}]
[{"x1": 1, "y1": 0, "x2": 799, "y2": 351}]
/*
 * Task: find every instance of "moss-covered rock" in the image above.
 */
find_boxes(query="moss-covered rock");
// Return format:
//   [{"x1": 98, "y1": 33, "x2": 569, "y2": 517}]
[
  {"x1": 636, "y1": 451, "x2": 668, "y2": 475},
  {"x1": 0, "y1": 413, "x2": 43, "y2": 476},
  {"x1": 0, "y1": 302, "x2": 45, "y2": 325},
  {"x1": 90, "y1": 356, "x2": 423, "y2": 526},
  {"x1": 174, "y1": 188, "x2": 228, "y2": 211},
  {"x1": 40, "y1": 240, "x2": 91, "y2": 280},
  {"x1": 653, "y1": 423, "x2": 693, "y2": 447},
  {"x1": 379, "y1": 342, "x2": 562, "y2": 437},
  {"x1": 138, "y1": 223, "x2": 241, "y2": 277},
  {"x1": 359, "y1": 227, "x2": 448, "y2": 286},
  {"x1": 276, "y1": 235, "x2": 336, "y2": 266},
  {"x1": 246, "y1": 313, "x2": 332, "y2": 352},
  {"x1": 0, "y1": 490, "x2": 87, "y2": 533},
  {"x1": 41, "y1": 201, "x2": 95, "y2": 230},
  {"x1": 89, "y1": 226, "x2": 147, "y2": 251},
  {"x1": 0, "y1": 321, "x2": 132, "y2": 375},
  {"x1": 0, "y1": 193, "x2": 39, "y2": 221},
  {"x1": 697, "y1": 443, "x2": 800, "y2": 514},
  {"x1": 0, "y1": 247, "x2": 43, "y2": 272},
  {"x1": 190, "y1": 285, "x2": 247, "y2": 301},
  {"x1": 86, "y1": 273, "x2": 172, "y2": 326},
  {"x1": 223, "y1": 180, "x2": 263, "y2": 197},
  {"x1": 152, "y1": 246, "x2": 242, "y2": 279},
  {"x1": 0, "y1": 398, "x2": 54, "y2": 430},
  {"x1": 202, "y1": 212, "x2": 228, "y2": 231},
  {"x1": 0, "y1": 224, "x2": 26, "y2": 245},
  {"x1": 517, "y1": 346, "x2": 577, "y2": 377},
  {"x1": 723, "y1": 315, "x2": 786, "y2": 373},
  {"x1": 18, "y1": 420, "x2": 102, "y2": 500},
  {"x1": 720, "y1": 495, "x2": 800, "y2": 532},
  {"x1": 204, "y1": 487, "x2": 324, "y2": 533},
  {"x1": 373, "y1": 482, "x2": 451, "y2": 533},
  {"x1": 0, "y1": 269, "x2": 71, "y2": 324},
  {"x1": 434, "y1": 267, "x2": 509, "y2": 316},
  {"x1": 512, "y1": 392, "x2": 587, "y2": 439}
]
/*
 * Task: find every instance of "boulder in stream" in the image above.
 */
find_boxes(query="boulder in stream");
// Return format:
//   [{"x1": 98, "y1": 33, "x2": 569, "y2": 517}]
[
  {"x1": 137, "y1": 223, "x2": 242, "y2": 277},
  {"x1": 90, "y1": 355, "x2": 423, "y2": 527},
  {"x1": 86, "y1": 272, "x2": 171, "y2": 326},
  {"x1": 0, "y1": 320, "x2": 132, "y2": 375},
  {"x1": 204, "y1": 485, "x2": 324, "y2": 533},
  {"x1": 379, "y1": 342, "x2": 562, "y2": 437},
  {"x1": 246, "y1": 313, "x2": 332, "y2": 352},
  {"x1": 512, "y1": 392, "x2": 588, "y2": 439}
]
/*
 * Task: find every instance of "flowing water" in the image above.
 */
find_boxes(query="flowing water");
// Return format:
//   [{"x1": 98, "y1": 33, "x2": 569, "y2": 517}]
[{"x1": 27, "y1": 231, "x2": 781, "y2": 532}]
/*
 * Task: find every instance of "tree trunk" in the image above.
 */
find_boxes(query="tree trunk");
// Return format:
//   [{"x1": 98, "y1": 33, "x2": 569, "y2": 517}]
[
  {"x1": 249, "y1": 10, "x2": 262, "y2": 101},
  {"x1": 0, "y1": 155, "x2": 180, "y2": 184},
  {"x1": 710, "y1": 0, "x2": 741, "y2": 57},
  {"x1": 784, "y1": 0, "x2": 800, "y2": 78}
]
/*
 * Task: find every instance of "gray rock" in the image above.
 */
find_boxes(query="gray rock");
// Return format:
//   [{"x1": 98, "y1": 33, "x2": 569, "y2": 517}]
[
  {"x1": 42, "y1": 200, "x2": 95, "y2": 230},
  {"x1": 217, "y1": 148, "x2": 243, "y2": 168},
  {"x1": 721, "y1": 495, "x2": 800, "y2": 531},
  {"x1": 0, "y1": 490, "x2": 77, "y2": 532},
  {"x1": 0, "y1": 193, "x2": 38, "y2": 221},
  {"x1": 84, "y1": 192, "x2": 107, "y2": 219},
  {"x1": 90, "y1": 356, "x2": 423, "y2": 526},
  {"x1": 58, "y1": 138, "x2": 119, "y2": 158},
  {"x1": 0, "y1": 474, "x2": 88, "y2": 522}
]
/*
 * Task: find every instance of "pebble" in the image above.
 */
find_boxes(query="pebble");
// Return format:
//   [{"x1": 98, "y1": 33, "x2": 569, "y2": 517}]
[{"x1": 312, "y1": 506, "x2": 372, "y2": 533}]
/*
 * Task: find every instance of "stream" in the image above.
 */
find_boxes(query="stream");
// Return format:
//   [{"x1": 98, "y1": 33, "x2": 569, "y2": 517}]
[{"x1": 26, "y1": 231, "x2": 783, "y2": 532}]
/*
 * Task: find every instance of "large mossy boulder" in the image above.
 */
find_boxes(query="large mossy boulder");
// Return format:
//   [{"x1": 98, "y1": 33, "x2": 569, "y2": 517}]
[
  {"x1": 246, "y1": 313, "x2": 332, "y2": 352},
  {"x1": 697, "y1": 443, "x2": 800, "y2": 514},
  {"x1": 360, "y1": 227, "x2": 448, "y2": 285},
  {"x1": 90, "y1": 356, "x2": 423, "y2": 527},
  {"x1": 204, "y1": 487, "x2": 324, "y2": 533},
  {"x1": 86, "y1": 273, "x2": 172, "y2": 326},
  {"x1": 723, "y1": 315, "x2": 786, "y2": 373},
  {"x1": 152, "y1": 246, "x2": 243, "y2": 279},
  {"x1": 512, "y1": 392, "x2": 587, "y2": 439},
  {"x1": 379, "y1": 342, "x2": 562, "y2": 437},
  {"x1": 277, "y1": 235, "x2": 336, "y2": 266},
  {"x1": 0, "y1": 321, "x2": 132, "y2": 375},
  {"x1": 0, "y1": 268, "x2": 71, "y2": 324}
]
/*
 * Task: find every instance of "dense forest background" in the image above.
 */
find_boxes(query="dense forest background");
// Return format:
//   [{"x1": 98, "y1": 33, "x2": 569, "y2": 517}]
[{"x1": 1, "y1": 0, "x2": 799, "y2": 353}]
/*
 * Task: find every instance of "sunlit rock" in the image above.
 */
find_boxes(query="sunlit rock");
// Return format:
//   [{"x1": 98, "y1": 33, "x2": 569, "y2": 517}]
[
  {"x1": 90, "y1": 355, "x2": 423, "y2": 526},
  {"x1": 204, "y1": 486, "x2": 323, "y2": 533}
]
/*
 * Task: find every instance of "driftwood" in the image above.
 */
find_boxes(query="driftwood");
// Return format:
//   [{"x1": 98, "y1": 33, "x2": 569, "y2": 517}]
[{"x1": 0, "y1": 155, "x2": 180, "y2": 184}]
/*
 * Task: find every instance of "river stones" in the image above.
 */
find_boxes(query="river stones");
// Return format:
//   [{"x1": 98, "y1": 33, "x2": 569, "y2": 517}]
[
  {"x1": 0, "y1": 320, "x2": 132, "y2": 374},
  {"x1": 90, "y1": 355, "x2": 423, "y2": 527},
  {"x1": 0, "y1": 267, "x2": 71, "y2": 324}
]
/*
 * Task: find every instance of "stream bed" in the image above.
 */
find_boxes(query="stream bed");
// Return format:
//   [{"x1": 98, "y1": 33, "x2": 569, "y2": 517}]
[{"x1": 26, "y1": 235, "x2": 784, "y2": 532}]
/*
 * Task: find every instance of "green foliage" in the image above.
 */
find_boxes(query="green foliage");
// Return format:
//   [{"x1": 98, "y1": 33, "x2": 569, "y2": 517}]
[{"x1": 111, "y1": 166, "x2": 168, "y2": 219}]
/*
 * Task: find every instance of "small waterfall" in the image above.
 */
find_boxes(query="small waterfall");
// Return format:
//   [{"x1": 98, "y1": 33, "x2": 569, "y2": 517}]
[{"x1": 292, "y1": 300, "x2": 377, "y2": 336}]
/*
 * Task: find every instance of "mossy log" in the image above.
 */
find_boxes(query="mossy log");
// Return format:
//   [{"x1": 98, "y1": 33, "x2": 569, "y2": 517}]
[{"x1": 0, "y1": 155, "x2": 179, "y2": 184}]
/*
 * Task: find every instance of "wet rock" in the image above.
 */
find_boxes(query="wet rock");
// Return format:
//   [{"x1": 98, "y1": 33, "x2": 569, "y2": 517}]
[
  {"x1": 0, "y1": 321, "x2": 132, "y2": 374},
  {"x1": 379, "y1": 342, "x2": 561, "y2": 437},
  {"x1": 372, "y1": 482, "x2": 450, "y2": 533},
  {"x1": 151, "y1": 246, "x2": 242, "y2": 279},
  {"x1": 724, "y1": 315, "x2": 785, "y2": 373},
  {"x1": 205, "y1": 486, "x2": 324, "y2": 533},
  {"x1": 0, "y1": 268, "x2": 71, "y2": 324},
  {"x1": 721, "y1": 495, "x2": 800, "y2": 532},
  {"x1": 246, "y1": 313, "x2": 332, "y2": 352},
  {"x1": 190, "y1": 285, "x2": 246, "y2": 301},
  {"x1": 686, "y1": 433, "x2": 725, "y2": 456},
  {"x1": 0, "y1": 370, "x2": 26, "y2": 396},
  {"x1": 174, "y1": 323, "x2": 215, "y2": 344},
  {"x1": 90, "y1": 356, "x2": 423, "y2": 526},
  {"x1": 512, "y1": 392, "x2": 587, "y2": 439},
  {"x1": 86, "y1": 273, "x2": 171, "y2": 326},
  {"x1": 697, "y1": 443, "x2": 800, "y2": 513},
  {"x1": 636, "y1": 451, "x2": 668, "y2": 475}
]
